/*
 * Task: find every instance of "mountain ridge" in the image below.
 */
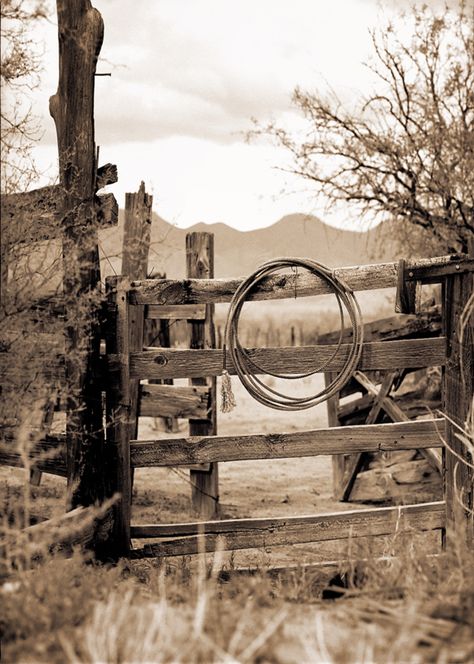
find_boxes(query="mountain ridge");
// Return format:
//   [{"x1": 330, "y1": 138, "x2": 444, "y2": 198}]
[{"x1": 100, "y1": 211, "x2": 391, "y2": 279}]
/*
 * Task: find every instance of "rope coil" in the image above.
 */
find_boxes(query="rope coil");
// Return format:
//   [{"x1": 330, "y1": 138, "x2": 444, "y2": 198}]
[{"x1": 221, "y1": 257, "x2": 364, "y2": 412}]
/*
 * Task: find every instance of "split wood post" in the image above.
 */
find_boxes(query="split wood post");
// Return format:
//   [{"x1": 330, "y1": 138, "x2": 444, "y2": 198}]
[
  {"x1": 49, "y1": 0, "x2": 108, "y2": 512},
  {"x1": 186, "y1": 232, "x2": 219, "y2": 518},
  {"x1": 105, "y1": 276, "x2": 131, "y2": 557},
  {"x1": 121, "y1": 182, "x2": 153, "y2": 444},
  {"x1": 443, "y1": 241, "x2": 474, "y2": 546}
]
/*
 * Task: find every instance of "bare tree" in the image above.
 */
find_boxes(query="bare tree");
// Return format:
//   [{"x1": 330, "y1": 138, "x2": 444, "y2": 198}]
[
  {"x1": 255, "y1": 2, "x2": 474, "y2": 254},
  {"x1": 1, "y1": 0, "x2": 48, "y2": 193}
]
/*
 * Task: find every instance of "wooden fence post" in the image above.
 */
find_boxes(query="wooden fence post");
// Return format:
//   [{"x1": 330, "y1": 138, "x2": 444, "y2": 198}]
[
  {"x1": 121, "y1": 182, "x2": 153, "y2": 443},
  {"x1": 443, "y1": 243, "x2": 474, "y2": 545},
  {"x1": 49, "y1": 0, "x2": 108, "y2": 511},
  {"x1": 186, "y1": 232, "x2": 219, "y2": 518},
  {"x1": 105, "y1": 276, "x2": 131, "y2": 557}
]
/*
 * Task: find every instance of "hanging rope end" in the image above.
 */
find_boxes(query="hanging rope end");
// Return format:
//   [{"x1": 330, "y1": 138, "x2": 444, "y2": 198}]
[{"x1": 220, "y1": 369, "x2": 236, "y2": 413}]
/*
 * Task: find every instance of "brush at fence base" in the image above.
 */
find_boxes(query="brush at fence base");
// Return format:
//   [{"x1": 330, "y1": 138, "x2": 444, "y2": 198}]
[{"x1": 220, "y1": 257, "x2": 364, "y2": 412}]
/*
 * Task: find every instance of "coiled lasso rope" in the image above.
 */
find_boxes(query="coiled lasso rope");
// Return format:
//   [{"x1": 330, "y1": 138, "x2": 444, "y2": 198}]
[{"x1": 220, "y1": 257, "x2": 364, "y2": 412}]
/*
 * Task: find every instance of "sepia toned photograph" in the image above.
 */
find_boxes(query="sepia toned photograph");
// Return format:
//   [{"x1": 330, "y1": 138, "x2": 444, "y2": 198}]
[{"x1": 1, "y1": 1, "x2": 473, "y2": 662}]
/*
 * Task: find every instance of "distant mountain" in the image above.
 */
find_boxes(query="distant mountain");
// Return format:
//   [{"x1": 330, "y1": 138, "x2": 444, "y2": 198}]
[{"x1": 99, "y1": 211, "x2": 393, "y2": 279}]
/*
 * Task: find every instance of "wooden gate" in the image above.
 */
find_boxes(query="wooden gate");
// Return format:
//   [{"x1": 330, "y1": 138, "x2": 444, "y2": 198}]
[{"x1": 104, "y1": 248, "x2": 473, "y2": 560}]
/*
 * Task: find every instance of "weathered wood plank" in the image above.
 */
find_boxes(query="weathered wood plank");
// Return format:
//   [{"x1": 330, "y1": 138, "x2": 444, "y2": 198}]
[
  {"x1": 1, "y1": 186, "x2": 118, "y2": 246},
  {"x1": 6, "y1": 502, "x2": 115, "y2": 562},
  {"x1": 318, "y1": 308, "x2": 441, "y2": 345},
  {"x1": 0, "y1": 435, "x2": 67, "y2": 477},
  {"x1": 129, "y1": 419, "x2": 445, "y2": 467},
  {"x1": 127, "y1": 338, "x2": 446, "y2": 380},
  {"x1": 129, "y1": 255, "x2": 474, "y2": 305},
  {"x1": 145, "y1": 304, "x2": 207, "y2": 320},
  {"x1": 139, "y1": 384, "x2": 211, "y2": 419},
  {"x1": 132, "y1": 501, "x2": 445, "y2": 556}
]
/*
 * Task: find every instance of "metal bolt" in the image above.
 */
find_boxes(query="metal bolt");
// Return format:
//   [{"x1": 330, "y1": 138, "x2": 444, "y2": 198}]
[
  {"x1": 154, "y1": 354, "x2": 168, "y2": 366},
  {"x1": 408, "y1": 271, "x2": 414, "y2": 278}
]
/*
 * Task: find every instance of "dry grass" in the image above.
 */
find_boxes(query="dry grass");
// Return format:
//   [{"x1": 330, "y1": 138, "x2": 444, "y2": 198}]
[{"x1": 1, "y1": 524, "x2": 473, "y2": 663}]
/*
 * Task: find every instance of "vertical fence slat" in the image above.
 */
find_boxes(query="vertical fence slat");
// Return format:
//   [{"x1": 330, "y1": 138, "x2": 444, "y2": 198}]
[
  {"x1": 325, "y1": 372, "x2": 345, "y2": 499},
  {"x1": 443, "y1": 242, "x2": 474, "y2": 545},
  {"x1": 186, "y1": 233, "x2": 219, "y2": 518},
  {"x1": 105, "y1": 276, "x2": 131, "y2": 557}
]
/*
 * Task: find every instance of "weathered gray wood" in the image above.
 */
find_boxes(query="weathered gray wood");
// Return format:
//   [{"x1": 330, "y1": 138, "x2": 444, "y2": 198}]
[
  {"x1": 105, "y1": 277, "x2": 131, "y2": 556},
  {"x1": 96, "y1": 162, "x2": 118, "y2": 189},
  {"x1": 145, "y1": 304, "x2": 207, "y2": 320},
  {"x1": 139, "y1": 384, "x2": 211, "y2": 419},
  {"x1": 354, "y1": 371, "x2": 442, "y2": 471},
  {"x1": 187, "y1": 233, "x2": 219, "y2": 518},
  {"x1": 1, "y1": 187, "x2": 117, "y2": 249},
  {"x1": 133, "y1": 501, "x2": 445, "y2": 556},
  {"x1": 443, "y1": 240, "x2": 474, "y2": 545},
  {"x1": 129, "y1": 255, "x2": 474, "y2": 305},
  {"x1": 122, "y1": 182, "x2": 153, "y2": 280},
  {"x1": 340, "y1": 371, "x2": 400, "y2": 501},
  {"x1": 127, "y1": 338, "x2": 446, "y2": 380},
  {"x1": 129, "y1": 419, "x2": 444, "y2": 467},
  {"x1": 49, "y1": 0, "x2": 107, "y2": 512},
  {"x1": 121, "y1": 182, "x2": 153, "y2": 447},
  {"x1": 0, "y1": 435, "x2": 67, "y2": 476},
  {"x1": 325, "y1": 372, "x2": 345, "y2": 498},
  {"x1": 10, "y1": 503, "x2": 114, "y2": 561},
  {"x1": 318, "y1": 308, "x2": 441, "y2": 345}
]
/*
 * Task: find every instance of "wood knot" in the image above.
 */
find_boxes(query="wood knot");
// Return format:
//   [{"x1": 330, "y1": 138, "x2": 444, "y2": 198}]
[{"x1": 154, "y1": 354, "x2": 168, "y2": 366}]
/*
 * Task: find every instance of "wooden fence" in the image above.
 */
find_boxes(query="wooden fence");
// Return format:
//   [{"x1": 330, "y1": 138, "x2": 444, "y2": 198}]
[{"x1": 104, "y1": 245, "x2": 473, "y2": 559}]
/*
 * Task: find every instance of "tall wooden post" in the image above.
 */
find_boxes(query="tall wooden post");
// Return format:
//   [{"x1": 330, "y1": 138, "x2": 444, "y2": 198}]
[
  {"x1": 443, "y1": 243, "x2": 474, "y2": 545},
  {"x1": 186, "y1": 233, "x2": 219, "y2": 518},
  {"x1": 49, "y1": 0, "x2": 108, "y2": 510}
]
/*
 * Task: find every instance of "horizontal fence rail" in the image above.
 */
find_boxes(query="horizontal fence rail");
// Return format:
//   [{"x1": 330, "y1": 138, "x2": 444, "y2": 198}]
[
  {"x1": 130, "y1": 418, "x2": 445, "y2": 467},
  {"x1": 129, "y1": 255, "x2": 474, "y2": 305},
  {"x1": 125, "y1": 338, "x2": 446, "y2": 380},
  {"x1": 139, "y1": 384, "x2": 211, "y2": 419},
  {"x1": 0, "y1": 435, "x2": 66, "y2": 477},
  {"x1": 132, "y1": 501, "x2": 446, "y2": 557}
]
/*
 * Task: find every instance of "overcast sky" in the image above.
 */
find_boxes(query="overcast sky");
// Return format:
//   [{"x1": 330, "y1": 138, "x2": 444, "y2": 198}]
[{"x1": 31, "y1": 0, "x2": 443, "y2": 231}]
